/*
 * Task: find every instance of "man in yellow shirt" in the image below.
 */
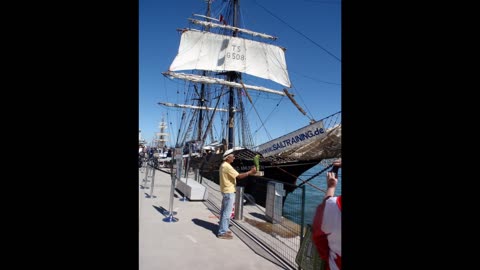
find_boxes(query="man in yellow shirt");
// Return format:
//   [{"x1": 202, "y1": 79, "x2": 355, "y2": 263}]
[{"x1": 217, "y1": 149, "x2": 256, "y2": 239}]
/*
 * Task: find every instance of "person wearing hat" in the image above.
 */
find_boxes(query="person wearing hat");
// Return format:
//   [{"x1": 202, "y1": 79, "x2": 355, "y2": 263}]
[{"x1": 217, "y1": 149, "x2": 256, "y2": 239}]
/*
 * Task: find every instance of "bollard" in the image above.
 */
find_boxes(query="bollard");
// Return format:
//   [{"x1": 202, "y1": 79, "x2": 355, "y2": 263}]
[
  {"x1": 234, "y1": 186, "x2": 244, "y2": 220},
  {"x1": 163, "y1": 147, "x2": 183, "y2": 223},
  {"x1": 141, "y1": 163, "x2": 150, "y2": 189},
  {"x1": 163, "y1": 162, "x2": 179, "y2": 222},
  {"x1": 148, "y1": 162, "x2": 156, "y2": 198},
  {"x1": 265, "y1": 181, "x2": 284, "y2": 223}
]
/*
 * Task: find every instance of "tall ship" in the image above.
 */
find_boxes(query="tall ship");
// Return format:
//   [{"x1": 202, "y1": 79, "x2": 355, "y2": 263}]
[
  {"x1": 159, "y1": 0, "x2": 341, "y2": 207},
  {"x1": 154, "y1": 115, "x2": 169, "y2": 151},
  {"x1": 139, "y1": 129, "x2": 147, "y2": 146}
]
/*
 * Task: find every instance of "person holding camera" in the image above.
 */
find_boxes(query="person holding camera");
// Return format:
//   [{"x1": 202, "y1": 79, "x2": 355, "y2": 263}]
[
  {"x1": 217, "y1": 149, "x2": 256, "y2": 240},
  {"x1": 312, "y1": 159, "x2": 342, "y2": 270}
]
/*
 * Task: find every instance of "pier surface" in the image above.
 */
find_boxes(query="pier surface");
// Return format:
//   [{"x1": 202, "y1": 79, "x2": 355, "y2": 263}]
[{"x1": 139, "y1": 167, "x2": 286, "y2": 270}]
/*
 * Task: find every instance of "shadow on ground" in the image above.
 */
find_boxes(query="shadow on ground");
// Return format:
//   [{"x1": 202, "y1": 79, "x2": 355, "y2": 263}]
[
  {"x1": 192, "y1": 218, "x2": 218, "y2": 236},
  {"x1": 153, "y1": 205, "x2": 177, "y2": 217},
  {"x1": 249, "y1": 212, "x2": 268, "y2": 221}
]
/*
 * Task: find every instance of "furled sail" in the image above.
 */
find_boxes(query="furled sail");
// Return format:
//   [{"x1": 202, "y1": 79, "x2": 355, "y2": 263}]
[
  {"x1": 158, "y1": 102, "x2": 228, "y2": 112},
  {"x1": 169, "y1": 29, "x2": 291, "y2": 88},
  {"x1": 162, "y1": 71, "x2": 286, "y2": 96},
  {"x1": 188, "y1": 18, "x2": 278, "y2": 40}
]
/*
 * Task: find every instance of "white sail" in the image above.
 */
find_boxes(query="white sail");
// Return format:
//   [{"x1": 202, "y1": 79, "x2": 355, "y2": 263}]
[{"x1": 169, "y1": 29, "x2": 291, "y2": 88}]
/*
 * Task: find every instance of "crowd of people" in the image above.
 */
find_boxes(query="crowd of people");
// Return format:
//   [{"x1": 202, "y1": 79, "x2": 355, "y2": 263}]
[{"x1": 138, "y1": 144, "x2": 173, "y2": 168}]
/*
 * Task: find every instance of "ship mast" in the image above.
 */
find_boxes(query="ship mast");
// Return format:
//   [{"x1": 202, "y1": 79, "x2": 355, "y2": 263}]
[
  {"x1": 161, "y1": 0, "x2": 293, "y2": 150},
  {"x1": 226, "y1": 0, "x2": 240, "y2": 150},
  {"x1": 196, "y1": 1, "x2": 213, "y2": 143}
]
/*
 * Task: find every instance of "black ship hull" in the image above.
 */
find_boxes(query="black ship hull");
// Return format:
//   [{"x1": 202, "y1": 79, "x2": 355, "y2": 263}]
[{"x1": 193, "y1": 154, "x2": 320, "y2": 208}]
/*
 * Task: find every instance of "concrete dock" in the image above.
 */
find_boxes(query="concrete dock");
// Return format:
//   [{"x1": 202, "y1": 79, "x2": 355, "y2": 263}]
[{"x1": 139, "y1": 167, "x2": 287, "y2": 270}]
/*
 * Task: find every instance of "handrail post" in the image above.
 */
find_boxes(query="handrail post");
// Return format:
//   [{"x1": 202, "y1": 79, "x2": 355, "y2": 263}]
[{"x1": 234, "y1": 186, "x2": 244, "y2": 220}]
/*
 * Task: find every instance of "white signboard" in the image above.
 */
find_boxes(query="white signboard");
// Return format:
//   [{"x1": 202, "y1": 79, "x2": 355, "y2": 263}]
[{"x1": 254, "y1": 120, "x2": 326, "y2": 157}]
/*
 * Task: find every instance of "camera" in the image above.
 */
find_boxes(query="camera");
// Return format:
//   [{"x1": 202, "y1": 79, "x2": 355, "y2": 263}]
[{"x1": 330, "y1": 164, "x2": 340, "y2": 177}]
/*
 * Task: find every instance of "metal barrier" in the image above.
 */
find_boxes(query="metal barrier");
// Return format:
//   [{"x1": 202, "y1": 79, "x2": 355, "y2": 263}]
[
  {"x1": 178, "y1": 167, "x2": 336, "y2": 269},
  {"x1": 202, "y1": 176, "x2": 307, "y2": 270}
]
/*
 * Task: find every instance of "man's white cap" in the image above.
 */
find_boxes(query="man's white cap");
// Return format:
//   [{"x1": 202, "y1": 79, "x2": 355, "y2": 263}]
[{"x1": 223, "y1": 149, "x2": 234, "y2": 160}]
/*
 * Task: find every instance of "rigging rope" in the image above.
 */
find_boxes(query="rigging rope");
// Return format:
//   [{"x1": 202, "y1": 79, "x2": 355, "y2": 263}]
[
  {"x1": 253, "y1": 0, "x2": 341, "y2": 62},
  {"x1": 252, "y1": 159, "x2": 338, "y2": 194},
  {"x1": 295, "y1": 163, "x2": 333, "y2": 190},
  {"x1": 239, "y1": 80, "x2": 272, "y2": 140},
  {"x1": 283, "y1": 88, "x2": 316, "y2": 123}
]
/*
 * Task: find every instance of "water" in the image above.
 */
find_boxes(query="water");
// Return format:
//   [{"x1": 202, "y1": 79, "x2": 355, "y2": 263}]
[{"x1": 283, "y1": 163, "x2": 342, "y2": 225}]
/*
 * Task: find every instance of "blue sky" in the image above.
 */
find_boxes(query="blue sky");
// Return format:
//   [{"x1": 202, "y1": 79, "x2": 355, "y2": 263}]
[{"x1": 139, "y1": 0, "x2": 341, "y2": 146}]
